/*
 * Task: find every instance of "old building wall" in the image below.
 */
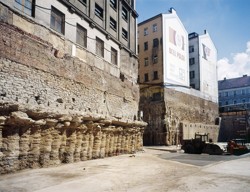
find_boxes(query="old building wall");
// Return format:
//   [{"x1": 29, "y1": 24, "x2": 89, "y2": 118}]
[
  {"x1": 140, "y1": 87, "x2": 219, "y2": 146},
  {"x1": 0, "y1": 3, "x2": 145, "y2": 174},
  {"x1": 164, "y1": 88, "x2": 219, "y2": 145}
]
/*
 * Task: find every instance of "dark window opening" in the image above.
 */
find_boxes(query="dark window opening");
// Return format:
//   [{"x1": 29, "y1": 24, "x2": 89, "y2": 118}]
[
  {"x1": 122, "y1": 28, "x2": 128, "y2": 40},
  {"x1": 110, "y1": 0, "x2": 117, "y2": 9},
  {"x1": 50, "y1": 6, "x2": 65, "y2": 34},
  {"x1": 122, "y1": 6, "x2": 128, "y2": 21},
  {"x1": 76, "y1": 24, "x2": 87, "y2": 48},
  {"x1": 189, "y1": 58, "x2": 195, "y2": 65},
  {"x1": 144, "y1": 42, "x2": 148, "y2": 51},
  {"x1": 111, "y1": 47, "x2": 117, "y2": 65},
  {"x1": 96, "y1": 37, "x2": 104, "y2": 57},
  {"x1": 144, "y1": 73, "x2": 149, "y2": 82},
  {"x1": 190, "y1": 71, "x2": 195, "y2": 79},
  {"x1": 110, "y1": 17, "x2": 117, "y2": 30},
  {"x1": 153, "y1": 38, "x2": 159, "y2": 48},
  {"x1": 153, "y1": 71, "x2": 158, "y2": 80},
  {"x1": 95, "y1": 3, "x2": 103, "y2": 19}
]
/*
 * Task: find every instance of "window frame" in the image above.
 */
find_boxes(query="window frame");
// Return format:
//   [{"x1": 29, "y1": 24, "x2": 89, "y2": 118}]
[
  {"x1": 144, "y1": 73, "x2": 149, "y2": 82},
  {"x1": 110, "y1": 17, "x2": 117, "y2": 31},
  {"x1": 110, "y1": 0, "x2": 117, "y2": 9},
  {"x1": 144, "y1": 58, "x2": 149, "y2": 66},
  {"x1": 190, "y1": 71, "x2": 195, "y2": 79},
  {"x1": 96, "y1": 37, "x2": 104, "y2": 57},
  {"x1": 15, "y1": 0, "x2": 35, "y2": 17},
  {"x1": 144, "y1": 27, "x2": 148, "y2": 36},
  {"x1": 95, "y1": 3, "x2": 103, "y2": 19},
  {"x1": 153, "y1": 71, "x2": 158, "y2": 80},
  {"x1": 189, "y1": 45, "x2": 194, "y2": 53},
  {"x1": 144, "y1": 42, "x2": 148, "y2": 51},
  {"x1": 50, "y1": 6, "x2": 65, "y2": 35},
  {"x1": 152, "y1": 23, "x2": 157, "y2": 32},
  {"x1": 76, "y1": 24, "x2": 87, "y2": 48},
  {"x1": 122, "y1": 28, "x2": 128, "y2": 40},
  {"x1": 122, "y1": 6, "x2": 128, "y2": 21},
  {"x1": 111, "y1": 47, "x2": 118, "y2": 65},
  {"x1": 189, "y1": 58, "x2": 195, "y2": 65}
]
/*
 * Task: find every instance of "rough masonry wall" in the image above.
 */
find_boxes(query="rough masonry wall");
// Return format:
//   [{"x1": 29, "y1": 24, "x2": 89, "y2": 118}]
[
  {"x1": 0, "y1": 4, "x2": 145, "y2": 174},
  {"x1": 140, "y1": 87, "x2": 219, "y2": 146},
  {"x1": 164, "y1": 88, "x2": 219, "y2": 145}
]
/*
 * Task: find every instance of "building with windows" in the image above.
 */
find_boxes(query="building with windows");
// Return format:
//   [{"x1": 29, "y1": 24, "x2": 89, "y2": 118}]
[
  {"x1": 218, "y1": 75, "x2": 250, "y2": 112},
  {"x1": 138, "y1": 9, "x2": 219, "y2": 145},
  {"x1": 218, "y1": 75, "x2": 250, "y2": 142},
  {"x1": 188, "y1": 31, "x2": 218, "y2": 102},
  {"x1": 0, "y1": 0, "x2": 145, "y2": 174}
]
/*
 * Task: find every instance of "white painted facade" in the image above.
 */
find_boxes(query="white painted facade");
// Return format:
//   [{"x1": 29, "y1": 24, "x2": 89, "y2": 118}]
[
  {"x1": 199, "y1": 32, "x2": 218, "y2": 103},
  {"x1": 162, "y1": 9, "x2": 189, "y2": 87},
  {"x1": 189, "y1": 31, "x2": 218, "y2": 103}
]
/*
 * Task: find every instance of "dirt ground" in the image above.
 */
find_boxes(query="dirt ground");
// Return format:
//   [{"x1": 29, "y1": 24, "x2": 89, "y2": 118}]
[{"x1": 0, "y1": 148, "x2": 250, "y2": 192}]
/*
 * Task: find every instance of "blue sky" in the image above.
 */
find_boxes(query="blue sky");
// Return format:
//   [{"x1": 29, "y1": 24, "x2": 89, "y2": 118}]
[{"x1": 136, "y1": 0, "x2": 250, "y2": 80}]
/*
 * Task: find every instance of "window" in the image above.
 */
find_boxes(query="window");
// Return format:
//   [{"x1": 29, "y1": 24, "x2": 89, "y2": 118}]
[
  {"x1": 78, "y1": 0, "x2": 86, "y2": 5},
  {"x1": 76, "y1": 24, "x2": 87, "y2": 48},
  {"x1": 122, "y1": 28, "x2": 128, "y2": 40},
  {"x1": 110, "y1": 17, "x2": 117, "y2": 30},
  {"x1": 138, "y1": 45, "x2": 140, "y2": 53},
  {"x1": 110, "y1": 0, "x2": 117, "y2": 9},
  {"x1": 144, "y1": 28, "x2": 148, "y2": 36},
  {"x1": 111, "y1": 47, "x2": 117, "y2": 65},
  {"x1": 189, "y1": 58, "x2": 195, "y2": 65},
  {"x1": 234, "y1": 100, "x2": 237, "y2": 104},
  {"x1": 15, "y1": 0, "x2": 35, "y2": 17},
  {"x1": 144, "y1": 42, "x2": 148, "y2": 51},
  {"x1": 190, "y1": 71, "x2": 195, "y2": 79},
  {"x1": 153, "y1": 38, "x2": 159, "y2": 48},
  {"x1": 153, "y1": 71, "x2": 158, "y2": 80},
  {"x1": 50, "y1": 7, "x2": 65, "y2": 34},
  {"x1": 144, "y1": 73, "x2": 149, "y2": 82},
  {"x1": 189, "y1": 45, "x2": 194, "y2": 53},
  {"x1": 122, "y1": 6, "x2": 128, "y2": 21},
  {"x1": 95, "y1": 3, "x2": 103, "y2": 19},
  {"x1": 153, "y1": 55, "x2": 158, "y2": 64},
  {"x1": 144, "y1": 58, "x2": 148, "y2": 66},
  {"x1": 152, "y1": 23, "x2": 157, "y2": 32},
  {"x1": 242, "y1": 89, "x2": 246, "y2": 95},
  {"x1": 137, "y1": 75, "x2": 140, "y2": 83},
  {"x1": 190, "y1": 84, "x2": 195, "y2": 89},
  {"x1": 96, "y1": 37, "x2": 104, "y2": 57}
]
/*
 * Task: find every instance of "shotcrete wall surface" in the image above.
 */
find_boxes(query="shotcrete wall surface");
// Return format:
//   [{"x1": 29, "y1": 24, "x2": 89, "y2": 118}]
[{"x1": 0, "y1": 4, "x2": 145, "y2": 174}]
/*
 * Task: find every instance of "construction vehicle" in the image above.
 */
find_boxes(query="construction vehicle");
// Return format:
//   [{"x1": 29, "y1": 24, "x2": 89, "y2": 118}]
[
  {"x1": 227, "y1": 139, "x2": 249, "y2": 155},
  {"x1": 181, "y1": 133, "x2": 224, "y2": 155}
]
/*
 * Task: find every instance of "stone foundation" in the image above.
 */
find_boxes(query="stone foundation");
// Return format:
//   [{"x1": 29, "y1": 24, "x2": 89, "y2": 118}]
[{"x1": 0, "y1": 103, "x2": 144, "y2": 174}]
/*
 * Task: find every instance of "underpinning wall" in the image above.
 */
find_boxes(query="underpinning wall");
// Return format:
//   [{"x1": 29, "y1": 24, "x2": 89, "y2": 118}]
[
  {"x1": 140, "y1": 87, "x2": 219, "y2": 145},
  {"x1": 0, "y1": 104, "x2": 144, "y2": 174},
  {"x1": 0, "y1": 3, "x2": 145, "y2": 174}
]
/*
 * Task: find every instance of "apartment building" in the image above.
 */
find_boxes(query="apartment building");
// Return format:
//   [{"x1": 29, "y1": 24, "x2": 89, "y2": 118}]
[
  {"x1": 138, "y1": 8, "x2": 219, "y2": 145},
  {"x1": 218, "y1": 75, "x2": 250, "y2": 142},
  {"x1": 189, "y1": 31, "x2": 218, "y2": 102},
  {"x1": 218, "y1": 75, "x2": 250, "y2": 112}
]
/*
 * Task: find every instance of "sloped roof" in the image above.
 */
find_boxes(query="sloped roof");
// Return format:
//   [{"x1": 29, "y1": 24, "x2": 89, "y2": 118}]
[{"x1": 218, "y1": 75, "x2": 250, "y2": 90}]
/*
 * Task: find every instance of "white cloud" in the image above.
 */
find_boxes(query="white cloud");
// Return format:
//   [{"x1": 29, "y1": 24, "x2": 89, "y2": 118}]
[{"x1": 217, "y1": 41, "x2": 250, "y2": 80}]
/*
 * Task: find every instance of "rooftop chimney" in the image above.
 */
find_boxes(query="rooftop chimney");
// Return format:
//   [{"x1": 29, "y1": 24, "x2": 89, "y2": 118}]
[
  {"x1": 204, "y1": 29, "x2": 207, "y2": 34},
  {"x1": 169, "y1": 7, "x2": 176, "y2": 14},
  {"x1": 243, "y1": 74, "x2": 247, "y2": 77}
]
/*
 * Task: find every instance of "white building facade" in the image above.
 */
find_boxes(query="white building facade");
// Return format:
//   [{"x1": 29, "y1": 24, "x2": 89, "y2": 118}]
[{"x1": 189, "y1": 31, "x2": 218, "y2": 103}]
